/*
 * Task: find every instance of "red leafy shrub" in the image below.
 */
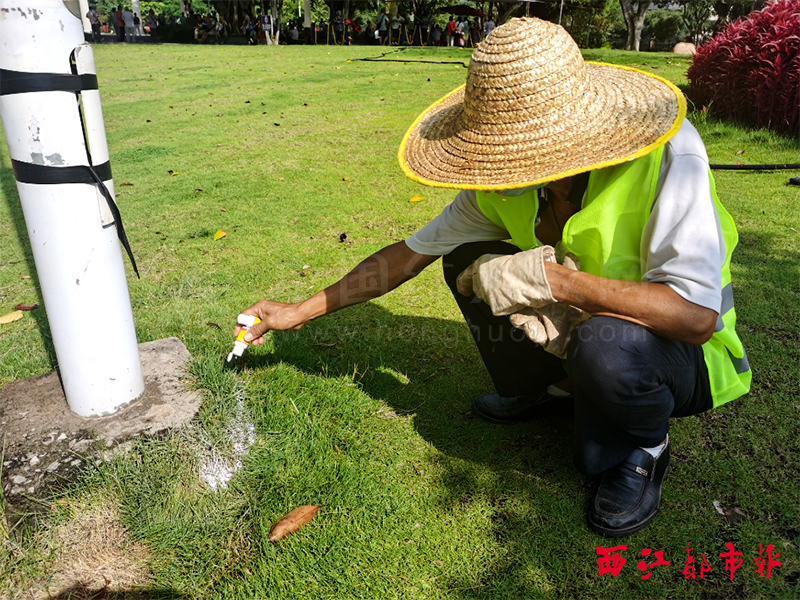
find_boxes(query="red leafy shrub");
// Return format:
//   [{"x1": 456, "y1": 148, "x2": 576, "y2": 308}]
[{"x1": 688, "y1": 0, "x2": 800, "y2": 137}]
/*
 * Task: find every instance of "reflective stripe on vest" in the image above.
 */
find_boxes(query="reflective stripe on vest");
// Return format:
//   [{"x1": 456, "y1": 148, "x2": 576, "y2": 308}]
[
  {"x1": 715, "y1": 283, "x2": 734, "y2": 332},
  {"x1": 475, "y1": 148, "x2": 751, "y2": 408}
]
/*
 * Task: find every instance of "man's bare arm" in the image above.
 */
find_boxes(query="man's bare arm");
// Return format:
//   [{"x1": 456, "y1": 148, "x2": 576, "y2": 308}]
[
  {"x1": 240, "y1": 241, "x2": 439, "y2": 344},
  {"x1": 544, "y1": 262, "x2": 717, "y2": 346}
]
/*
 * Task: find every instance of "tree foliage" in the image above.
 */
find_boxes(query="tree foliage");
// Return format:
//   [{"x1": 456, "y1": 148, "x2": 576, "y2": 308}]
[
  {"x1": 656, "y1": 0, "x2": 765, "y2": 44},
  {"x1": 560, "y1": 0, "x2": 617, "y2": 48},
  {"x1": 655, "y1": 0, "x2": 713, "y2": 44},
  {"x1": 712, "y1": 0, "x2": 766, "y2": 31},
  {"x1": 95, "y1": 0, "x2": 181, "y2": 20},
  {"x1": 140, "y1": 0, "x2": 182, "y2": 17},
  {"x1": 642, "y1": 9, "x2": 686, "y2": 46},
  {"x1": 281, "y1": 0, "x2": 328, "y2": 26}
]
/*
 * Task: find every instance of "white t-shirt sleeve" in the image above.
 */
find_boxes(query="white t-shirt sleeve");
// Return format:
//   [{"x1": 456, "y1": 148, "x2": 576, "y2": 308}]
[
  {"x1": 405, "y1": 189, "x2": 510, "y2": 256},
  {"x1": 641, "y1": 121, "x2": 725, "y2": 313}
]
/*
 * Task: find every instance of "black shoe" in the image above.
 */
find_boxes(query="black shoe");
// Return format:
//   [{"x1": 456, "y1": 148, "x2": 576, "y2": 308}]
[
  {"x1": 471, "y1": 390, "x2": 572, "y2": 424},
  {"x1": 588, "y1": 440, "x2": 670, "y2": 537}
]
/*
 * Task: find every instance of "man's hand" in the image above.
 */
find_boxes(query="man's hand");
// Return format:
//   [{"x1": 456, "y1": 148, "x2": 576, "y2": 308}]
[
  {"x1": 507, "y1": 247, "x2": 590, "y2": 358},
  {"x1": 234, "y1": 301, "x2": 307, "y2": 346},
  {"x1": 510, "y1": 303, "x2": 591, "y2": 358},
  {"x1": 456, "y1": 245, "x2": 557, "y2": 316}
]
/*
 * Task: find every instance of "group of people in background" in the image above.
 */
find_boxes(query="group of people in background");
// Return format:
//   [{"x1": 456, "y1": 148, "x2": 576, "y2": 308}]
[
  {"x1": 190, "y1": 12, "x2": 230, "y2": 44},
  {"x1": 87, "y1": 5, "x2": 172, "y2": 43},
  {"x1": 188, "y1": 10, "x2": 298, "y2": 46},
  {"x1": 241, "y1": 9, "x2": 276, "y2": 45},
  {"x1": 109, "y1": 6, "x2": 143, "y2": 42},
  {"x1": 363, "y1": 13, "x2": 494, "y2": 47},
  {"x1": 234, "y1": 10, "x2": 500, "y2": 48},
  {"x1": 82, "y1": 6, "x2": 499, "y2": 48},
  {"x1": 441, "y1": 15, "x2": 493, "y2": 47}
]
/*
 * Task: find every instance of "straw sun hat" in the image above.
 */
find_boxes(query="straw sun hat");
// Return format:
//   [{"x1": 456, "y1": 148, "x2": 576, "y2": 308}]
[{"x1": 398, "y1": 18, "x2": 686, "y2": 190}]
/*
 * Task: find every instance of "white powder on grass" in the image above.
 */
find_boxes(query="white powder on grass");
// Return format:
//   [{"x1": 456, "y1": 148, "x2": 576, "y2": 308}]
[{"x1": 199, "y1": 390, "x2": 256, "y2": 492}]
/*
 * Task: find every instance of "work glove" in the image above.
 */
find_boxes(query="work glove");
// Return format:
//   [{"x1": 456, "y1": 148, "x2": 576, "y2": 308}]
[
  {"x1": 509, "y1": 303, "x2": 591, "y2": 359},
  {"x1": 456, "y1": 245, "x2": 557, "y2": 316},
  {"x1": 508, "y1": 249, "x2": 590, "y2": 359}
]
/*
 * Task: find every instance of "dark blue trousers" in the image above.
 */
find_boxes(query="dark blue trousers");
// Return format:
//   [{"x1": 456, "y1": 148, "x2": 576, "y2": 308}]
[{"x1": 443, "y1": 241, "x2": 713, "y2": 476}]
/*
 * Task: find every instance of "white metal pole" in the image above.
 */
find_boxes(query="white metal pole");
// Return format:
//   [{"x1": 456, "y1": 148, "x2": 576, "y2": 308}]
[
  {"x1": 78, "y1": 0, "x2": 92, "y2": 35},
  {"x1": 0, "y1": 0, "x2": 145, "y2": 417}
]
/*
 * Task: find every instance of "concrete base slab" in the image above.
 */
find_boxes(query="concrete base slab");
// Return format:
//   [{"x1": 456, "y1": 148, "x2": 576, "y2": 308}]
[{"x1": 1, "y1": 337, "x2": 201, "y2": 517}]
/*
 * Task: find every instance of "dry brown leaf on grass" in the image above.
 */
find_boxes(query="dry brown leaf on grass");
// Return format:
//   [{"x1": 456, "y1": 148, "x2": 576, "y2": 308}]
[
  {"x1": 268, "y1": 505, "x2": 321, "y2": 542},
  {"x1": 0, "y1": 310, "x2": 24, "y2": 325},
  {"x1": 14, "y1": 303, "x2": 38, "y2": 311}
]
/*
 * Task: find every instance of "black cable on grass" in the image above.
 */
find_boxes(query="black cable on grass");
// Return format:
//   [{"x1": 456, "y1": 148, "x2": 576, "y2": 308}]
[
  {"x1": 348, "y1": 47, "x2": 469, "y2": 68},
  {"x1": 710, "y1": 163, "x2": 800, "y2": 170}
]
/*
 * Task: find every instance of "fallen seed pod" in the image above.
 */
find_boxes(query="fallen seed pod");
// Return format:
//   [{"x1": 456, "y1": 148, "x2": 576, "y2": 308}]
[{"x1": 268, "y1": 505, "x2": 321, "y2": 542}]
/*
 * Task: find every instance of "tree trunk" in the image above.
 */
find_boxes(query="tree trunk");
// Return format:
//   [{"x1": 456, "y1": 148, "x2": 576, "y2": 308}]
[
  {"x1": 271, "y1": 0, "x2": 281, "y2": 39},
  {"x1": 618, "y1": 0, "x2": 649, "y2": 51},
  {"x1": 712, "y1": 1, "x2": 730, "y2": 35},
  {"x1": 496, "y1": 2, "x2": 522, "y2": 24},
  {"x1": 585, "y1": 13, "x2": 593, "y2": 47}
]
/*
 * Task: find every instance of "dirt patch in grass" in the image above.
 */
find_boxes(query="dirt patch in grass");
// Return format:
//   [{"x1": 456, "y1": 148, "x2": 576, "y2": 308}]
[{"x1": 23, "y1": 497, "x2": 152, "y2": 600}]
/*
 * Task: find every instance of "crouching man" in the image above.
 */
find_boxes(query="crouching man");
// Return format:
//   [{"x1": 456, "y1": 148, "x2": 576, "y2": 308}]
[{"x1": 235, "y1": 18, "x2": 750, "y2": 536}]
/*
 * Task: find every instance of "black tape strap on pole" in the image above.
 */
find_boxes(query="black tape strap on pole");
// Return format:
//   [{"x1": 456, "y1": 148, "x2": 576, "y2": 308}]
[
  {"x1": 11, "y1": 159, "x2": 112, "y2": 185},
  {"x1": 710, "y1": 163, "x2": 800, "y2": 171},
  {"x1": 86, "y1": 163, "x2": 139, "y2": 278},
  {"x1": 0, "y1": 69, "x2": 99, "y2": 96},
  {"x1": 9, "y1": 159, "x2": 140, "y2": 278}
]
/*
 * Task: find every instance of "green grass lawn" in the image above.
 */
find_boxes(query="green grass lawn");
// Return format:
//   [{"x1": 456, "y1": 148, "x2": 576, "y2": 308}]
[{"x1": 1, "y1": 43, "x2": 799, "y2": 599}]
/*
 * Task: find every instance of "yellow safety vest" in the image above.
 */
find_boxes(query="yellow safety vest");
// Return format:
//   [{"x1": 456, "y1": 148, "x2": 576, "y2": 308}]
[{"x1": 475, "y1": 148, "x2": 751, "y2": 407}]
